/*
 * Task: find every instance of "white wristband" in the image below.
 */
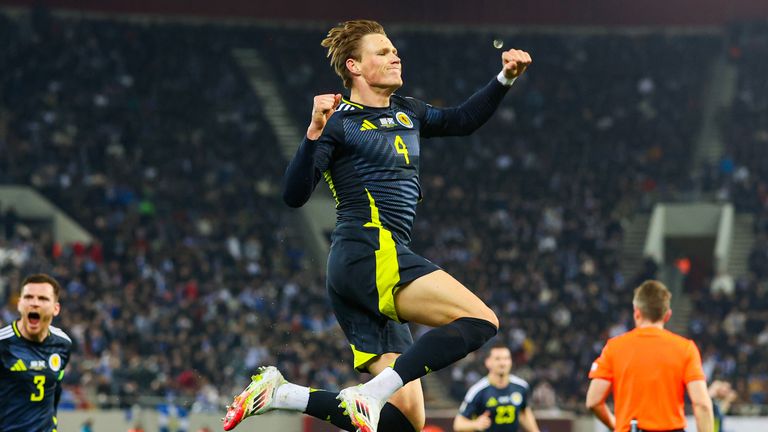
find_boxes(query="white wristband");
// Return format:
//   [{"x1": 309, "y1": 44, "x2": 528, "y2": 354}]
[{"x1": 496, "y1": 71, "x2": 517, "y2": 87}]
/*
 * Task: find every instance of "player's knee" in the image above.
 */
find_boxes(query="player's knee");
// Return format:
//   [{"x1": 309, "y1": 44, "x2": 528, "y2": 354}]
[
  {"x1": 459, "y1": 301, "x2": 499, "y2": 330},
  {"x1": 469, "y1": 306, "x2": 499, "y2": 331},
  {"x1": 386, "y1": 386, "x2": 425, "y2": 432},
  {"x1": 410, "y1": 409, "x2": 426, "y2": 431},
  {"x1": 456, "y1": 316, "x2": 498, "y2": 353},
  {"x1": 483, "y1": 308, "x2": 500, "y2": 330},
  {"x1": 390, "y1": 397, "x2": 425, "y2": 431},
  {"x1": 403, "y1": 403, "x2": 426, "y2": 431}
]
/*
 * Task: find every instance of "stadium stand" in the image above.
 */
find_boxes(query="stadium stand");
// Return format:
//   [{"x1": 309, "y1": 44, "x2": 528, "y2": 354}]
[
  {"x1": 2, "y1": 9, "x2": 766, "y2": 416},
  {"x1": 0, "y1": 12, "x2": 354, "y2": 409},
  {"x1": 687, "y1": 21, "x2": 768, "y2": 409}
]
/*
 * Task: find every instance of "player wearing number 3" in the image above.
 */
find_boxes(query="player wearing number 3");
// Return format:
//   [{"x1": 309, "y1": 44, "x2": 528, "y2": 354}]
[
  {"x1": 223, "y1": 19, "x2": 531, "y2": 432},
  {"x1": 0, "y1": 274, "x2": 72, "y2": 432}
]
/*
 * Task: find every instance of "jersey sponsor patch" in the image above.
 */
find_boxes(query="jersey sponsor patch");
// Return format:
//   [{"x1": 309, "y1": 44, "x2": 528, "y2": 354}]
[
  {"x1": 379, "y1": 117, "x2": 396, "y2": 128},
  {"x1": 395, "y1": 112, "x2": 413, "y2": 128},
  {"x1": 30, "y1": 360, "x2": 46, "y2": 371},
  {"x1": 49, "y1": 353, "x2": 62, "y2": 372}
]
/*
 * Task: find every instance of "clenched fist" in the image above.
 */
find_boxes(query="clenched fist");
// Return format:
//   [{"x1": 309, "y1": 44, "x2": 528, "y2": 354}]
[
  {"x1": 501, "y1": 49, "x2": 532, "y2": 80},
  {"x1": 307, "y1": 93, "x2": 342, "y2": 140},
  {"x1": 475, "y1": 411, "x2": 493, "y2": 430}
]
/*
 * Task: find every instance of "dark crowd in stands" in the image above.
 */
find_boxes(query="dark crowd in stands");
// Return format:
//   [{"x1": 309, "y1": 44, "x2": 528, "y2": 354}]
[{"x1": 1, "y1": 10, "x2": 767, "y2": 413}]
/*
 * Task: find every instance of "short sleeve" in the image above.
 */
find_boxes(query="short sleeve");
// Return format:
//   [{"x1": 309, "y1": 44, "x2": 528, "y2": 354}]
[
  {"x1": 683, "y1": 340, "x2": 706, "y2": 383},
  {"x1": 589, "y1": 340, "x2": 615, "y2": 381},
  {"x1": 521, "y1": 384, "x2": 531, "y2": 410},
  {"x1": 459, "y1": 389, "x2": 484, "y2": 419}
]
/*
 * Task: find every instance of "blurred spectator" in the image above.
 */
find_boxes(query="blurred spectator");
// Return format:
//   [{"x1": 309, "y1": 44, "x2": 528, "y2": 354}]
[
  {"x1": 711, "y1": 270, "x2": 735, "y2": 297},
  {"x1": 80, "y1": 419, "x2": 93, "y2": 432}
]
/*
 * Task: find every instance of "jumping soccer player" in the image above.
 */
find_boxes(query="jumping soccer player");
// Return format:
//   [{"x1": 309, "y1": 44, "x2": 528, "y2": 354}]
[{"x1": 224, "y1": 19, "x2": 531, "y2": 432}]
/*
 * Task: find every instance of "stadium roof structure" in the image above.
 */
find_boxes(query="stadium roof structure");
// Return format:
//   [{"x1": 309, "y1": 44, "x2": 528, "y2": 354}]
[{"x1": 0, "y1": 0, "x2": 767, "y2": 27}]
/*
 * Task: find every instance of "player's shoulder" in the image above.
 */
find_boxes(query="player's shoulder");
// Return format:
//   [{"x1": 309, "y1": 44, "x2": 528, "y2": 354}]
[
  {"x1": 661, "y1": 328, "x2": 698, "y2": 350},
  {"x1": 509, "y1": 374, "x2": 530, "y2": 389},
  {"x1": 661, "y1": 328, "x2": 692, "y2": 342},
  {"x1": 335, "y1": 97, "x2": 365, "y2": 115},
  {"x1": 598, "y1": 331, "x2": 634, "y2": 355},
  {"x1": 607, "y1": 327, "x2": 650, "y2": 344},
  {"x1": 465, "y1": 376, "x2": 491, "y2": 401},
  {"x1": 392, "y1": 94, "x2": 425, "y2": 114},
  {"x1": 48, "y1": 325, "x2": 73, "y2": 347},
  {"x1": 0, "y1": 323, "x2": 13, "y2": 344}
]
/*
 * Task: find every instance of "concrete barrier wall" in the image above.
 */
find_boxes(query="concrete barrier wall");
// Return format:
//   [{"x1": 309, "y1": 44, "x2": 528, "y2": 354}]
[
  {"x1": 58, "y1": 410, "x2": 303, "y2": 432},
  {"x1": 0, "y1": 185, "x2": 92, "y2": 244},
  {"x1": 56, "y1": 410, "x2": 768, "y2": 432}
]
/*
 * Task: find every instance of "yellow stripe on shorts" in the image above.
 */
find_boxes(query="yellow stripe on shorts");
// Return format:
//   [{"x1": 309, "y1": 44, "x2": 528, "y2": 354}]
[
  {"x1": 363, "y1": 189, "x2": 401, "y2": 322},
  {"x1": 351, "y1": 344, "x2": 379, "y2": 372}
]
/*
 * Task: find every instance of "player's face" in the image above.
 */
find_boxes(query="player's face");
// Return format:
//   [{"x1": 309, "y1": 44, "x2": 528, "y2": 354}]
[
  {"x1": 485, "y1": 347, "x2": 513, "y2": 376},
  {"x1": 354, "y1": 33, "x2": 402, "y2": 91},
  {"x1": 17, "y1": 282, "x2": 60, "y2": 339}
]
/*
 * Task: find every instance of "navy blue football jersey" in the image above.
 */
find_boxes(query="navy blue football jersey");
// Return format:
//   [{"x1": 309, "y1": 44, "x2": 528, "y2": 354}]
[
  {"x1": 283, "y1": 77, "x2": 510, "y2": 245},
  {"x1": 0, "y1": 321, "x2": 72, "y2": 432},
  {"x1": 713, "y1": 399, "x2": 724, "y2": 432},
  {"x1": 459, "y1": 375, "x2": 531, "y2": 432},
  {"x1": 311, "y1": 94, "x2": 428, "y2": 245}
]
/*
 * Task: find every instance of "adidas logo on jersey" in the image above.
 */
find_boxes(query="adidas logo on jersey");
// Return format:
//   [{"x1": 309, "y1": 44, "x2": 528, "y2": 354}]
[
  {"x1": 10, "y1": 359, "x2": 27, "y2": 372},
  {"x1": 359, "y1": 120, "x2": 378, "y2": 131}
]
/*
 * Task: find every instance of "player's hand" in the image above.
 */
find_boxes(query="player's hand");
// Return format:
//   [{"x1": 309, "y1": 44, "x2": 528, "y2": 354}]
[
  {"x1": 474, "y1": 411, "x2": 492, "y2": 430},
  {"x1": 501, "y1": 49, "x2": 532, "y2": 79},
  {"x1": 307, "y1": 93, "x2": 342, "y2": 140}
]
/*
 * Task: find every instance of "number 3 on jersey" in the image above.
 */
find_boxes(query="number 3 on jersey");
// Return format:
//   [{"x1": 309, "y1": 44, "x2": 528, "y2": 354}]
[
  {"x1": 393, "y1": 135, "x2": 410, "y2": 165},
  {"x1": 31, "y1": 375, "x2": 46, "y2": 401}
]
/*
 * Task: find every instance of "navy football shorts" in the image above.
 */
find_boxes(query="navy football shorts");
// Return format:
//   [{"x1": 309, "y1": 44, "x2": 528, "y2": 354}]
[{"x1": 327, "y1": 223, "x2": 440, "y2": 372}]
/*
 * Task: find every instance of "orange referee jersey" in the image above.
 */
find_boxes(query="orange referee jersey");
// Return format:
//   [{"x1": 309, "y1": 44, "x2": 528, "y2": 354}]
[{"x1": 589, "y1": 327, "x2": 706, "y2": 432}]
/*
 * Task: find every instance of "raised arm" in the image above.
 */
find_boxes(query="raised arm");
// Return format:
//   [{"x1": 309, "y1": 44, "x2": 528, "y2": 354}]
[
  {"x1": 421, "y1": 48, "x2": 531, "y2": 138},
  {"x1": 282, "y1": 94, "x2": 341, "y2": 208}
]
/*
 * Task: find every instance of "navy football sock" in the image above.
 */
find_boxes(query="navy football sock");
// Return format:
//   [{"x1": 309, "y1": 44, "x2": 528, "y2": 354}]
[
  {"x1": 304, "y1": 390, "x2": 416, "y2": 432},
  {"x1": 378, "y1": 402, "x2": 417, "y2": 432},
  {"x1": 304, "y1": 390, "x2": 353, "y2": 430},
  {"x1": 393, "y1": 317, "x2": 497, "y2": 383}
]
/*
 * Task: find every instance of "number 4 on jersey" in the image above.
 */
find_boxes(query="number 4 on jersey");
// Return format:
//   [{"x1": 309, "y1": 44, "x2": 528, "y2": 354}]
[{"x1": 393, "y1": 135, "x2": 410, "y2": 164}]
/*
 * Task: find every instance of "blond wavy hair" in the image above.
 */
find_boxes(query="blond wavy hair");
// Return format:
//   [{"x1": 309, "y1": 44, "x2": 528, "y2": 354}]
[{"x1": 321, "y1": 20, "x2": 387, "y2": 89}]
